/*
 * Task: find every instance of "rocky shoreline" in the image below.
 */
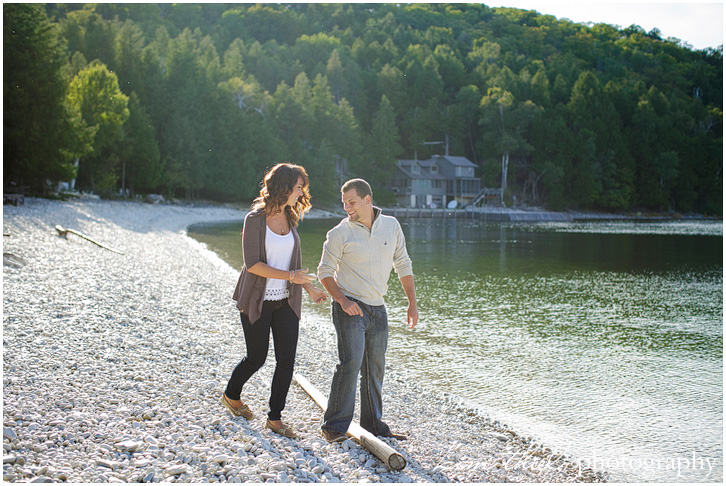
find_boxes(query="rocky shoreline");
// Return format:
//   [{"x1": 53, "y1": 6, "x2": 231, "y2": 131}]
[{"x1": 3, "y1": 198, "x2": 605, "y2": 483}]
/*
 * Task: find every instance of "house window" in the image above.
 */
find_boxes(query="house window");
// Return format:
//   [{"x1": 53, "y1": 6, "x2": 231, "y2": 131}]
[
  {"x1": 431, "y1": 165, "x2": 438, "y2": 174},
  {"x1": 411, "y1": 163, "x2": 420, "y2": 174},
  {"x1": 414, "y1": 179, "x2": 433, "y2": 190}
]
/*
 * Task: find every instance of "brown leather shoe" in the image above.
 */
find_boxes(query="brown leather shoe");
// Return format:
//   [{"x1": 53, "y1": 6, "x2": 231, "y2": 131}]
[
  {"x1": 265, "y1": 419, "x2": 297, "y2": 439},
  {"x1": 220, "y1": 393, "x2": 254, "y2": 420},
  {"x1": 321, "y1": 429, "x2": 347, "y2": 443}
]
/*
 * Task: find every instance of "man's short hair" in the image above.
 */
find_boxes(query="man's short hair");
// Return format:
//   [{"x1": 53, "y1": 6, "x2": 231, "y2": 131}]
[{"x1": 341, "y1": 179, "x2": 372, "y2": 199}]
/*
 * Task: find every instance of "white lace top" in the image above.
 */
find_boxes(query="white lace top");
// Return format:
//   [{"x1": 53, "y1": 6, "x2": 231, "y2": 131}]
[{"x1": 264, "y1": 225, "x2": 294, "y2": 301}]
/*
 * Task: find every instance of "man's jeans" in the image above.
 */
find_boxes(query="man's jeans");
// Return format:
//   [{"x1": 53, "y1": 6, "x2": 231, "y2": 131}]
[{"x1": 322, "y1": 297, "x2": 392, "y2": 436}]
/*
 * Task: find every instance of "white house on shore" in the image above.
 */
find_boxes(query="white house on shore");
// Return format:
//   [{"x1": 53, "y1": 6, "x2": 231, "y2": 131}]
[{"x1": 389, "y1": 155, "x2": 485, "y2": 208}]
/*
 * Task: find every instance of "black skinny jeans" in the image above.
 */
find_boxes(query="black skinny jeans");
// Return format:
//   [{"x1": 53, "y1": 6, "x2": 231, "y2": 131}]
[{"x1": 224, "y1": 299, "x2": 299, "y2": 421}]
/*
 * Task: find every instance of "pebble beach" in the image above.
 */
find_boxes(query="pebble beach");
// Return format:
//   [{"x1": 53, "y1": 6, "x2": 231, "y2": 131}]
[{"x1": 3, "y1": 198, "x2": 605, "y2": 483}]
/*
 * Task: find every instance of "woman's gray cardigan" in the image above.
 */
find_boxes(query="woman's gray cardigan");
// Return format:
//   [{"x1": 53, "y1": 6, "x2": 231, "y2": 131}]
[{"x1": 232, "y1": 210, "x2": 303, "y2": 324}]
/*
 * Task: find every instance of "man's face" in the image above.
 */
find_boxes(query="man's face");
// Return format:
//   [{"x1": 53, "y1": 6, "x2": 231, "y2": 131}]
[{"x1": 342, "y1": 189, "x2": 369, "y2": 223}]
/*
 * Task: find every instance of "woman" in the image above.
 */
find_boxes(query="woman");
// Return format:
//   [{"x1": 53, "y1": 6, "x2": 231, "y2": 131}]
[{"x1": 222, "y1": 163, "x2": 326, "y2": 439}]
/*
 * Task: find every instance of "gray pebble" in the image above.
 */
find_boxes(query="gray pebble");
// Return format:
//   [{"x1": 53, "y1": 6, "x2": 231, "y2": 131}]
[{"x1": 3, "y1": 427, "x2": 17, "y2": 440}]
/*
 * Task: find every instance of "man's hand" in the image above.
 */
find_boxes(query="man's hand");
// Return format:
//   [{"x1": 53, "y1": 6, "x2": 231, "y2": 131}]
[
  {"x1": 341, "y1": 297, "x2": 363, "y2": 316},
  {"x1": 320, "y1": 276, "x2": 363, "y2": 316},
  {"x1": 305, "y1": 286, "x2": 328, "y2": 304},
  {"x1": 407, "y1": 302, "x2": 419, "y2": 329}
]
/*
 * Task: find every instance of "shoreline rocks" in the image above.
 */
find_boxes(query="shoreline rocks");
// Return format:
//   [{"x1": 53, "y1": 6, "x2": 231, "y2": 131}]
[{"x1": 3, "y1": 198, "x2": 605, "y2": 483}]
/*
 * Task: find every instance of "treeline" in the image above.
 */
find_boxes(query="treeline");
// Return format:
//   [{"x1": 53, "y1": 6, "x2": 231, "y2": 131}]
[{"x1": 4, "y1": 3, "x2": 722, "y2": 213}]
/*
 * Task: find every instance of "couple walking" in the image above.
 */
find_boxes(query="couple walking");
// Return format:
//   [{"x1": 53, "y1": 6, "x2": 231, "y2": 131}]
[{"x1": 220, "y1": 163, "x2": 418, "y2": 442}]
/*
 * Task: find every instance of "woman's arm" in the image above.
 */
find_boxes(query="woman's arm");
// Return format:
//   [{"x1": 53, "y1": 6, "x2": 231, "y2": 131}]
[{"x1": 247, "y1": 262, "x2": 312, "y2": 284}]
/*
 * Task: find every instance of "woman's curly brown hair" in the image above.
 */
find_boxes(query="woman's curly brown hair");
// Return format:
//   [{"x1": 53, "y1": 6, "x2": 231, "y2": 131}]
[{"x1": 251, "y1": 163, "x2": 311, "y2": 227}]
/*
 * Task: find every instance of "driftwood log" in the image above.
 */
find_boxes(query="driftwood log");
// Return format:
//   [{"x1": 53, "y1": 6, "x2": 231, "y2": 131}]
[
  {"x1": 55, "y1": 225, "x2": 124, "y2": 255},
  {"x1": 294, "y1": 373, "x2": 406, "y2": 471}
]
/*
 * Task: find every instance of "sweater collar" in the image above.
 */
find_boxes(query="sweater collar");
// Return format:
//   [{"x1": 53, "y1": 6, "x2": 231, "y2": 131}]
[
  {"x1": 348, "y1": 206, "x2": 382, "y2": 232},
  {"x1": 372, "y1": 206, "x2": 381, "y2": 222}
]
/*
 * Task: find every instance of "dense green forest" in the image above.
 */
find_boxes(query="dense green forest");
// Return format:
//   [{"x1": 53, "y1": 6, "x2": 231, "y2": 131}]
[{"x1": 4, "y1": 3, "x2": 722, "y2": 213}]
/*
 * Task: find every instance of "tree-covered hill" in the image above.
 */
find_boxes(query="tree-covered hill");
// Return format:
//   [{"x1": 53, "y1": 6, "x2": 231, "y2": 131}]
[{"x1": 4, "y1": 3, "x2": 722, "y2": 214}]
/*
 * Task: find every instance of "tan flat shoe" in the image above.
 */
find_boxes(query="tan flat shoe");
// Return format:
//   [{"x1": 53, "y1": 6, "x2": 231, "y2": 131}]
[
  {"x1": 265, "y1": 419, "x2": 297, "y2": 439},
  {"x1": 220, "y1": 393, "x2": 254, "y2": 420}
]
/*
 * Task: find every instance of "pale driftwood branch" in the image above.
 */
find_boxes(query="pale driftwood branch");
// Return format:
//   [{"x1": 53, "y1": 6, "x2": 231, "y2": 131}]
[
  {"x1": 55, "y1": 225, "x2": 124, "y2": 255},
  {"x1": 294, "y1": 374, "x2": 406, "y2": 471}
]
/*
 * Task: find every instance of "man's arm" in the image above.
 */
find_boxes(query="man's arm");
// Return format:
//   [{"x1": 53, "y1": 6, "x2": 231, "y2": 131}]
[
  {"x1": 392, "y1": 219, "x2": 417, "y2": 329},
  {"x1": 400, "y1": 274, "x2": 418, "y2": 329},
  {"x1": 318, "y1": 228, "x2": 362, "y2": 316}
]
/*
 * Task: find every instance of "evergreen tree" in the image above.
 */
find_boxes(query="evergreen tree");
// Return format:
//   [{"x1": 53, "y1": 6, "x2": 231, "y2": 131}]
[
  {"x1": 479, "y1": 86, "x2": 540, "y2": 206},
  {"x1": 358, "y1": 95, "x2": 403, "y2": 191},
  {"x1": 567, "y1": 71, "x2": 634, "y2": 209},
  {"x1": 4, "y1": 3, "x2": 85, "y2": 192},
  {"x1": 116, "y1": 92, "x2": 163, "y2": 197}
]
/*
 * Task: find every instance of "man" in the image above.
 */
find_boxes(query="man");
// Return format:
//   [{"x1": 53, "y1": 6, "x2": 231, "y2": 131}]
[{"x1": 317, "y1": 178, "x2": 418, "y2": 443}]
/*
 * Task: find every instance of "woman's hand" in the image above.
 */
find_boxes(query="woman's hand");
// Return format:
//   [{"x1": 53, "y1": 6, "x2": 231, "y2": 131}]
[
  {"x1": 289, "y1": 268, "x2": 315, "y2": 285},
  {"x1": 305, "y1": 286, "x2": 328, "y2": 304}
]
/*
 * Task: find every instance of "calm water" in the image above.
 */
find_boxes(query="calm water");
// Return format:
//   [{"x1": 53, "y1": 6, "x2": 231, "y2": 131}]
[{"x1": 188, "y1": 217, "x2": 723, "y2": 482}]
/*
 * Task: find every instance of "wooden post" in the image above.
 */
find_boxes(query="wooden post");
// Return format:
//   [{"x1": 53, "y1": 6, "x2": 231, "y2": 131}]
[
  {"x1": 55, "y1": 225, "x2": 124, "y2": 255},
  {"x1": 294, "y1": 374, "x2": 406, "y2": 471}
]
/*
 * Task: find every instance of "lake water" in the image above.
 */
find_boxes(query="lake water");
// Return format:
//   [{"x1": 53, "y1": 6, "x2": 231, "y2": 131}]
[{"x1": 188, "y1": 217, "x2": 723, "y2": 482}]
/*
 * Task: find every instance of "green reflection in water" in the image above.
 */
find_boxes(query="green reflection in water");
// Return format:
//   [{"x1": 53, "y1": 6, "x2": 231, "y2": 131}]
[{"x1": 188, "y1": 217, "x2": 723, "y2": 482}]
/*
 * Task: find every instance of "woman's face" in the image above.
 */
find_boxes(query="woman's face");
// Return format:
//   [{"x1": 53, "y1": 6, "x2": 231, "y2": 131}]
[{"x1": 285, "y1": 176, "x2": 305, "y2": 208}]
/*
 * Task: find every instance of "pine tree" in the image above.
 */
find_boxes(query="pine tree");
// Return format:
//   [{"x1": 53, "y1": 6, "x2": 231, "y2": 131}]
[{"x1": 4, "y1": 4, "x2": 83, "y2": 192}]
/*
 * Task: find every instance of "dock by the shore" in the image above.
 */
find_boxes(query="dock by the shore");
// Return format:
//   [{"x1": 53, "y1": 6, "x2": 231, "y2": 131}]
[{"x1": 383, "y1": 206, "x2": 572, "y2": 222}]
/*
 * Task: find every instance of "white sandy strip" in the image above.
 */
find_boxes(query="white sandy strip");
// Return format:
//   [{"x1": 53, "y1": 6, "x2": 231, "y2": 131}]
[{"x1": 2, "y1": 198, "x2": 604, "y2": 483}]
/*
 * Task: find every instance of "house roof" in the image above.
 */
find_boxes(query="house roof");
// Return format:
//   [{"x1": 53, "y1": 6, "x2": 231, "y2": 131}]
[
  {"x1": 395, "y1": 165, "x2": 447, "y2": 180},
  {"x1": 397, "y1": 159, "x2": 438, "y2": 168},
  {"x1": 433, "y1": 155, "x2": 477, "y2": 167},
  {"x1": 395, "y1": 155, "x2": 477, "y2": 181}
]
